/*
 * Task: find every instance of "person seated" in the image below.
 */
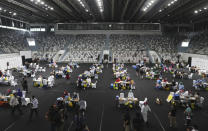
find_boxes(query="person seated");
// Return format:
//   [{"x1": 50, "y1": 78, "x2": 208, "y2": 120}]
[
  {"x1": 116, "y1": 78, "x2": 121, "y2": 83},
  {"x1": 86, "y1": 77, "x2": 91, "y2": 87},
  {"x1": 178, "y1": 82, "x2": 184, "y2": 90},
  {"x1": 42, "y1": 78, "x2": 48, "y2": 88},
  {"x1": 163, "y1": 78, "x2": 168, "y2": 83},
  {"x1": 63, "y1": 89, "x2": 68, "y2": 97},
  {"x1": 161, "y1": 79, "x2": 167, "y2": 88},
  {"x1": 37, "y1": 75, "x2": 43, "y2": 81},
  {"x1": 156, "y1": 78, "x2": 161, "y2": 84},
  {"x1": 128, "y1": 90, "x2": 134, "y2": 98},
  {"x1": 115, "y1": 71, "x2": 120, "y2": 78},
  {"x1": 66, "y1": 72, "x2": 70, "y2": 79},
  {"x1": 72, "y1": 92, "x2": 79, "y2": 102},
  {"x1": 172, "y1": 80, "x2": 177, "y2": 91}
]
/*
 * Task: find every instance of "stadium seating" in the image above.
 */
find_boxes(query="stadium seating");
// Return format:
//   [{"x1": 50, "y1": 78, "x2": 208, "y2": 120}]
[{"x1": 186, "y1": 31, "x2": 208, "y2": 55}]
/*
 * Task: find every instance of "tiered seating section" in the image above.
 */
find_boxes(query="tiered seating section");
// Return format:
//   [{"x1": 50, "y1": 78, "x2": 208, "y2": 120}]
[
  {"x1": 186, "y1": 32, "x2": 208, "y2": 55},
  {"x1": 64, "y1": 35, "x2": 105, "y2": 62},
  {"x1": 0, "y1": 28, "x2": 29, "y2": 53},
  {"x1": 0, "y1": 28, "x2": 190, "y2": 63},
  {"x1": 110, "y1": 35, "x2": 147, "y2": 63}
]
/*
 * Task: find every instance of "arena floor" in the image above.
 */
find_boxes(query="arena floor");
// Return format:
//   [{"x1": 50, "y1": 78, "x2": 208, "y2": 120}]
[{"x1": 0, "y1": 63, "x2": 208, "y2": 131}]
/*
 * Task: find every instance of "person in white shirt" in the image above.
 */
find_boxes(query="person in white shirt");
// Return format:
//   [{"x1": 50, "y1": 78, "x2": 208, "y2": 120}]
[
  {"x1": 141, "y1": 102, "x2": 151, "y2": 124},
  {"x1": 29, "y1": 96, "x2": 39, "y2": 120},
  {"x1": 128, "y1": 90, "x2": 134, "y2": 98},
  {"x1": 10, "y1": 95, "x2": 22, "y2": 115}
]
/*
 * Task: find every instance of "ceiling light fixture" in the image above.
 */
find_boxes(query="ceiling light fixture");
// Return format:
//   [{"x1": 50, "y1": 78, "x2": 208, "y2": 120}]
[
  {"x1": 142, "y1": 0, "x2": 157, "y2": 12},
  {"x1": 194, "y1": 10, "x2": 198, "y2": 14},
  {"x1": 159, "y1": 0, "x2": 178, "y2": 13},
  {"x1": 96, "y1": 0, "x2": 104, "y2": 13}
]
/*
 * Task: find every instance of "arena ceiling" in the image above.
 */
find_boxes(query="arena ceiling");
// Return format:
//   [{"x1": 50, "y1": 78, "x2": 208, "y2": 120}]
[{"x1": 0, "y1": 0, "x2": 208, "y2": 24}]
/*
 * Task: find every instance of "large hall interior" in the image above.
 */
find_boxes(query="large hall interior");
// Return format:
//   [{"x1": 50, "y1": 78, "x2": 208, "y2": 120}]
[{"x1": 0, "y1": 0, "x2": 208, "y2": 131}]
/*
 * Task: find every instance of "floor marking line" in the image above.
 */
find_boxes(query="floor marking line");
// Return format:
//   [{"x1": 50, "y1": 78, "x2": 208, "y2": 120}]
[
  {"x1": 4, "y1": 122, "x2": 16, "y2": 131},
  {"x1": 99, "y1": 104, "x2": 104, "y2": 131},
  {"x1": 152, "y1": 111, "x2": 166, "y2": 131}
]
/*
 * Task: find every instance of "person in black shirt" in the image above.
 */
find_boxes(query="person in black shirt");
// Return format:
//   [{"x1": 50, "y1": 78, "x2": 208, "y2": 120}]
[
  {"x1": 22, "y1": 77, "x2": 28, "y2": 92},
  {"x1": 168, "y1": 105, "x2": 177, "y2": 128},
  {"x1": 123, "y1": 112, "x2": 131, "y2": 131}
]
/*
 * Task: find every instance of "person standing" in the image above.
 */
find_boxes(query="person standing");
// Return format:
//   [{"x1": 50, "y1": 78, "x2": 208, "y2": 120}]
[
  {"x1": 141, "y1": 102, "x2": 151, "y2": 125},
  {"x1": 123, "y1": 112, "x2": 131, "y2": 131},
  {"x1": 168, "y1": 105, "x2": 177, "y2": 128},
  {"x1": 140, "y1": 68, "x2": 144, "y2": 79},
  {"x1": 184, "y1": 105, "x2": 192, "y2": 126},
  {"x1": 9, "y1": 95, "x2": 22, "y2": 115},
  {"x1": 22, "y1": 77, "x2": 28, "y2": 92},
  {"x1": 29, "y1": 96, "x2": 39, "y2": 120}
]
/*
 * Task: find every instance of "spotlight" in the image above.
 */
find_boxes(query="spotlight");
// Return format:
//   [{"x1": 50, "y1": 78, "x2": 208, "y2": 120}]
[
  {"x1": 194, "y1": 10, "x2": 198, "y2": 14},
  {"x1": 0, "y1": 7, "x2": 2, "y2": 11}
]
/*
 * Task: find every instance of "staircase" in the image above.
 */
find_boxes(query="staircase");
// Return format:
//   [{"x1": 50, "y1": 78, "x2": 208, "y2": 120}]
[{"x1": 57, "y1": 35, "x2": 76, "y2": 62}]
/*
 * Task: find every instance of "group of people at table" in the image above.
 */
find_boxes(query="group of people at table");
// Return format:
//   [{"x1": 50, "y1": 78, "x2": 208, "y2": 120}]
[
  {"x1": 55, "y1": 90, "x2": 87, "y2": 112},
  {"x1": 32, "y1": 62, "x2": 78, "y2": 88},
  {"x1": 54, "y1": 65, "x2": 73, "y2": 79},
  {"x1": 112, "y1": 63, "x2": 135, "y2": 90},
  {"x1": 77, "y1": 64, "x2": 103, "y2": 89},
  {"x1": 155, "y1": 78, "x2": 184, "y2": 91},
  {"x1": 0, "y1": 69, "x2": 17, "y2": 86},
  {"x1": 0, "y1": 88, "x2": 30, "y2": 107},
  {"x1": 193, "y1": 79, "x2": 208, "y2": 90},
  {"x1": 167, "y1": 89, "x2": 204, "y2": 109},
  {"x1": 33, "y1": 75, "x2": 55, "y2": 88},
  {"x1": 116, "y1": 90, "x2": 138, "y2": 108}
]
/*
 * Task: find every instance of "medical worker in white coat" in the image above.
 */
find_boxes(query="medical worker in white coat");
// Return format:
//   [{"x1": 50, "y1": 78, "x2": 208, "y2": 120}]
[{"x1": 141, "y1": 102, "x2": 151, "y2": 124}]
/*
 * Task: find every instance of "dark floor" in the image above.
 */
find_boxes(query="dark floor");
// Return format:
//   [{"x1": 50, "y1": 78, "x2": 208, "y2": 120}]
[{"x1": 0, "y1": 63, "x2": 208, "y2": 131}]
